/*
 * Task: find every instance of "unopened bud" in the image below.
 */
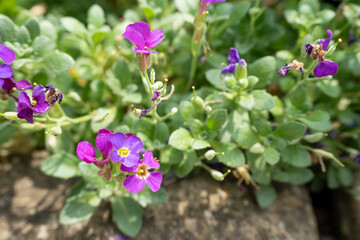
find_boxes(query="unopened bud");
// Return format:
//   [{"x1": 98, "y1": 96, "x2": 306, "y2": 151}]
[
  {"x1": 160, "y1": 79, "x2": 168, "y2": 96},
  {"x1": 325, "y1": 38, "x2": 342, "y2": 57},
  {"x1": 205, "y1": 105, "x2": 212, "y2": 114},
  {"x1": 238, "y1": 78, "x2": 248, "y2": 89},
  {"x1": 191, "y1": 86, "x2": 205, "y2": 112},
  {"x1": 153, "y1": 81, "x2": 163, "y2": 91},
  {"x1": 223, "y1": 75, "x2": 237, "y2": 88},
  {"x1": 132, "y1": 107, "x2": 142, "y2": 117},
  {"x1": 4, "y1": 112, "x2": 19, "y2": 120},
  {"x1": 205, "y1": 150, "x2": 216, "y2": 160},
  {"x1": 46, "y1": 126, "x2": 62, "y2": 136},
  {"x1": 136, "y1": 53, "x2": 151, "y2": 72},
  {"x1": 211, "y1": 170, "x2": 225, "y2": 181},
  {"x1": 235, "y1": 60, "x2": 247, "y2": 80},
  {"x1": 245, "y1": 76, "x2": 259, "y2": 90},
  {"x1": 303, "y1": 132, "x2": 325, "y2": 143},
  {"x1": 171, "y1": 107, "x2": 178, "y2": 115},
  {"x1": 151, "y1": 69, "x2": 156, "y2": 82}
]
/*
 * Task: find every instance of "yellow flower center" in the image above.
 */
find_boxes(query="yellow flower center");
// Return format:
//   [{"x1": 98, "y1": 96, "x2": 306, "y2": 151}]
[
  {"x1": 31, "y1": 99, "x2": 37, "y2": 107},
  {"x1": 98, "y1": 156, "x2": 103, "y2": 161},
  {"x1": 136, "y1": 164, "x2": 149, "y2": 178},
  {"x1": 118, "y1": 147, "x2": 130, "y2": 157}
]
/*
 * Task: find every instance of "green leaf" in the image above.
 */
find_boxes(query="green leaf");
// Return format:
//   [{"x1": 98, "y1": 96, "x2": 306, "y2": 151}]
[
  {"x1": 175, "y1": 0, "x2": 198, "y2": 13},
  {"x1": 264, "y1": 147, "x2": 280, "y2": 165},
  {"x1": 60, "y1": 190, "x2": 101, "y2": 225},
  {"x1": 316, "y1": 80, "x2": 340, "y2": 98},
  {"x1": 254, "y1": 118, "x2": 272, "y2": 136},
  {"x1": 154, "y1": 122, "x2": 169, "y2": 142},
  {"x1": 0, "y1": 15, "x2": 16, "y2": 42},
  {"x1": 290, "y1": 87, "x2": 306, "y2": 108},
  {"x1": 205, "y1": 69, "x2": 223, "y2": 89},
  {"x1": 273, "y1": 167, "x2": 314, "y2": 185},
  {"x1": 233, "y1": 125, "x2": 258, "y2": 149},
  {"x1": 212, "y1": 141, "x2": 245, "y2": 167},
  {"x1": 270, "y1": 96, "x2": 284, "y2": 116},
  {"x1": 206, "y1": 109, "x2": 228, "y2": 131},
  {"x1": 190, "y1": 138, "x2": 210, "y2": 150},
  {"x1": 91, "y1": 107, "x2": 117, "y2": 132},
  {"x1": 40, "y1": 20, "x2": 57, "y2": 41},
  {"x1": 337, "y1": 167, "x2": 353, "y2": 187},
  {"x1": 40, "y1": 151, "x2": 80, "y2": 179},
  {"x1": 0, "y1": 123, "x2": 17, "y2": 146},
  {"x1": 273, "y1": 121, "x2": 306, "y2": 141},
  {"x1": 300, "y1": 110, "x2": 332, "y2": 132},
  {"x1": 61, "y1": 17, "x2": 87, "y2": 36},
  {"x1": 174, "y1": 150, "x2": 197, "y2": 178},
  {"x1": 78, "y1": 162, "x2": 110, "y2": 189},
  {"x1": 179, "y1": 101, "x2": 203, "y2": 126},
  {"x1": 112, "y1": 196, "x2": 143, "y2": 238},
  {"x1": 168, "y1": 128, "x2": 193, "y2": 151},
  {"x1": 131, "y1": 186, "x2": 168, "y2": 207},
  {"x1": 16, "y1": 26, "x2": 31, "y2": 44},
  {"x1": 33, "y1": 36, "x2": 55, "y2": 55},
  {"x1": 24, "y1": 17, "x2": 40, "y2": 41},
  {"x1": 43, "y1": 51, "x2": 74, "y2": 73},
  {"x1": 281, "y1": 144, "x2": 312, "y2": 167},
  {"x1": 248, "y1": 56, "x2": 276, "y2": 88},
  {"x1": 255, "y1": 185, "x2": 276, "y2": 208},
  {"x1": 87, "y1": 4, "x2": 105, "y2": 28},
  {"x1": 251, "y1": 90, "x2": 274, "y2": 111},
  {"x1": 160, "y1": 147, "x2": 183, "y2": 164}
]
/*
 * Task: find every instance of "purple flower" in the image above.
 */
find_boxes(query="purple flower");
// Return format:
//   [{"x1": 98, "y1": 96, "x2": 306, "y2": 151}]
[
  {"x1": 17, "y1": 85, "x2": 50, "y2": 123},
  {"x1": 0, "y1": 44, "x2": 16, "y2": 64},
  {"x1": 222, "y1": 48, "x2": 246, "y2": 74},
  {"x1": 77, "y1": 132, "x2": 112, "y2": 164},
  {"x1": 0, "y1": 77, "x2": 32, "y2": 94},
  {"x1": 199, "y1": 0, "x2": 226, "y2": 14},
  {"x1": 44, "y1": 84, "x2": 63, "y2": 106},
  {"x1": 110, "y1": 132, "x2": 143, "y2": 167},
  {"x1": 150, "y1": 91, "x2": 160, "y2": 101},
  {"x1": 122, "y1": 21, "x2": 164, "y2": 54},
  {"x1": 0, "y1": 64, "x2": 13, "y2": 79},
  {"x1": 121, "y1": 150, "x2": 162, "y2": 194},
  {"x1": 356, "y1": 155, "x2": 360, "y2": 165},
  {"x1": 278, "y1": 60, "x2": 304, "y2": 76},
  {"x1": 305, "y1": 29, "x2": 338, "y2": 78}
]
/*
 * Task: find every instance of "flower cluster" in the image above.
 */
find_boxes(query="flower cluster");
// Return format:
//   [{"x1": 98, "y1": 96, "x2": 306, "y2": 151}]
[
  {"x1": 77, "y1": 129, "x2": 163, "y2": 194},
  {"x1": 305, "y1": 29, "x2": 338, "y2": 77},
  {"x1": 222, "y1": 48, "x2": 246, "y2": 74}
]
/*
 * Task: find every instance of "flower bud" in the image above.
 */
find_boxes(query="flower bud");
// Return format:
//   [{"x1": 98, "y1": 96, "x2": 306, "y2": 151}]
[
  {"x1": 151, "y1": 69, "x2": 156, "y2": 82},
  {"x1": 245, "y1": 76, "x2": 259, "y2": 90},
  {"x1": 191, "y1": 86, "x2": 205, "y2": 112},
  {"x1": 4, "y1": 112, "x2": 19, "y2": 120},
  {"x1": 235, "y1": 60, "x2": 247, "y2": 80},
  {"x1": 325, "y1": 38, "x2": 342, "y2": 57},
  {"x1": 303, "y1": 132, "x2": 325, "y2": 143},
  {"x1": 210, "y1": 170, "x2": 225, "y2": 181},
  {"x1": 46, "y1": 126, "x2": 62, "y2": 136},
  {"x1": 171, "y1": 107, "x2": 178, "y2": 115},
  {"x1": 223, "y1": 75, "x2": 237, "y2": 88},
  {"x1": 205, "y1": 106, "x2": 212, "y2": 114},
  {"x1": 238, "y1": 78, "x2": 248, "y2": 89},
  {"x1": 136, "y1": 53, "x2": 151, "y2": 72},
  {"x1": 153, "y1": 81, "x2": 163, "y2": 91},
  {"x1": 205, "y1": 150, "x2": 216, "y2": 160}
]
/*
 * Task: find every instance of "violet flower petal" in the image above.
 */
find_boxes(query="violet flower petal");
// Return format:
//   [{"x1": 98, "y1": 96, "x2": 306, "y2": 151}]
[
  {"x1": 110, "y1": 132, "x2": 126, "y2": 150},
  {"x1": 17, "y1": 106, "x2": 34, "y2": 123},
  {"x1": 123, "y1": 174, "x2": 145, "y2": 194},
  {"x1": 125, "y1": 21, "x2": 150, "y2": 40},
  {"x1": 0, "y1": 64, "x2": 13, "y2": 78},
  {"x1": 239, "y1": 59, "x2": 247, "y2": 66},
  {"x1": 1, "y1": 78, "x2": 15, "y2": 92},
  {"x1": 147, "y1": 29, "x2": 165, "y2": 49},
  {"x1": 305, "y1": 44, "x2": 314, "y2": 55},
  {"x1": 278, "y1": 66, "x2": 290, "y2": 76},
  {"x1": 18, "y1": 91, "x2": 31, "y2": 105},
  {"x1": 33, "y1": 101, "x2": 49, "y2": 114},
  {"x1": 32, "y1": 84, "x2": 45, "y2": 102},
  {"x1": 313, "y1": 60, "x2": 338, "y2": 77},
  {"x1": 124, "y1": 135, "x2": 143, "y2": 152},
  {"x1": 98, "y1": 128, "x2": 114, "y2": 135},
  {"x1": 120, "y1": 164, "x2": 139, "y2": 173},
  {"x1": 95, "y1": 134, "x2": 112, "y2": 162},
  {"x1": 150, "y1": 91, "x2": 160, "y2": 101},
  {"x1": 15, "y1": 80, "x2": 32, "y2": 90},
  {"x1": 122, "y1": 30, "x2": 146, "y2": 50},
  {"x1": 132, "y1": 47, "x2": 159, "y2": 54},
  {"x1": 122, "y1": 152, "x2": 140, "y2": 167},
  {"x1": 142, "y1": 150, "x2": 160, "y2": 169},
  {"x1": 228, "y1": 48, "x2": 240, "y2": 64},
  {"x1": 320, "y1": 29, "x2": 333, "y2": 50},
  {"x1": 221, "y1": 64, "x2": 236, "y2": 73},
  {"x1": 0, "y1": 44, "x2": 16, "y2": 63},
  {"x1": 110, "y1": 152, "x2": 123, "y2": 163},
  {"x1": 145, "y1": 171, "x2": 162, "y2": 192},
  {"x1": 76, "y1": 141, "x2": 97, "y2": 163}
]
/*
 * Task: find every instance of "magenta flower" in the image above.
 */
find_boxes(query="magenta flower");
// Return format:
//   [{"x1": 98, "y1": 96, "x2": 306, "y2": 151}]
[
  {"x1": 199, "y1": 0, "x2": 226, "y2": 14},
  {"x1": 77, "y1": 133, "x2": 112, "y2": 164},
  {"x1": 121, "y1": 150, "x2": 162, "y2": 194},
  {"x1": 222, "y1": 48, "x2": 246, "y2": 74},
  {"x1": 305, "y1": 29, "x2": 338, "y2": 78},
  {"x1": 0, "y1": 77, "x2": 32, "y2": 94},
  {"x1": 122, "y1": 21, "x2": 164, "y2": 54},
  {"x1": 17, "y1": 85, "x2": 50, "y2": 123},
  {"x1": 109, "y1": 132, "x2": 143, "y2": 167}
]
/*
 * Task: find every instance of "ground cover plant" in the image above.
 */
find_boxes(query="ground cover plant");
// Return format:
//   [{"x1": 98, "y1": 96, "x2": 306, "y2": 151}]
[{"x1": 1, "y1": 0, "x2": 360, "y2": 237}]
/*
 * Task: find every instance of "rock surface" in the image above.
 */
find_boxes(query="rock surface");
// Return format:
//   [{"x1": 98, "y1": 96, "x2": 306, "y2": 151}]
[{"x1": 0, "y1": 150, "x2": 320, "y2": 240}]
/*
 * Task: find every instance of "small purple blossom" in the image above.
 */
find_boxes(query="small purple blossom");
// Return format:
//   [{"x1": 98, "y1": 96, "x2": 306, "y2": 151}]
[
  {"x1": 77, "y1": 132, "x2": 112, "y2": 164},
  {"x1": 121, "y1": 150, "x2": 162, "y2": 194},
  {"x1": 356, "y1": 155, "x2": 360, "y2": 165},
  {"x1": 305, "y1": 29, "x2": 338, "y2": 78},
  {"x1": 110, "y1": 132, "x2": 143, "y2": 167},
  {"x1": 199, "y1": 0, "x2": 226, "y2": 14},
  {"x1": 150, "y1": 91, "x2": 160, "y2": 101},
  {"x1": 0, "y1": 77, "x2": 32, "y2": 94},
  {"x1": 0, "y1": 44, "x2": 16, "y2": 64},
  {"x1": 222, "y1": 48, "x2": 246, "y2": 74},
  {"x1": 122, "y1": 21, "x2": 164, "y2": 54},
  {"x1": 17, "y1": 85, "x2": 50, "y2": 123},
  {"x1": 278, "y1": 60, "x2": 304, "y2": 76},
  {"x1": 44, "y1": 84, "x2": 63, "y2": 106},
  {"x1": 0, "y1": 64, "x2": 13, "y2": 79}
]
